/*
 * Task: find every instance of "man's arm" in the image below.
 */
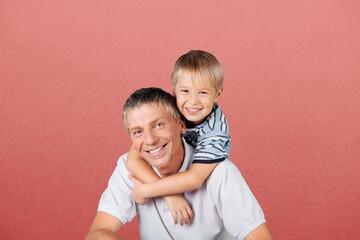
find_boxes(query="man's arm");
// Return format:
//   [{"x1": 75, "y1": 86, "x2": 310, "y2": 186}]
[
  {"x1": 244, "y1": 223, "x2": 273, "y2": 240},
  {"x1": 86, "y1": 212, "x2": 124, "y2": 240}
]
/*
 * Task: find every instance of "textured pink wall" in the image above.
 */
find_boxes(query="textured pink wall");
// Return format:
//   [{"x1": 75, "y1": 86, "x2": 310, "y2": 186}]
[{"x1": 1, "y1": 1, "x2": 359, "y2": 239}]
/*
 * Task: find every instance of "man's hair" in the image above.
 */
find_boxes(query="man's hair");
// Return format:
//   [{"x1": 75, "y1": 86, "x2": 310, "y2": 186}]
[
  {"x1": 122, "y1": 87, "x2": 181, "y2": 131},
  {"x1": 170, "y1": 50, "x2": 224, "y2": 92}
]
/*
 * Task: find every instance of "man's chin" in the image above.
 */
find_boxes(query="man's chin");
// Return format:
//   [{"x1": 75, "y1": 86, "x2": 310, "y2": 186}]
[{"x1": 150, "y1": 158, "x2": 170, "y2": 170}]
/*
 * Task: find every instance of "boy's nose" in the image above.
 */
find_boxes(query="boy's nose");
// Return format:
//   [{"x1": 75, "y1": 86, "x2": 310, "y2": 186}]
[{"x1": 189, "y1": 93, "x2": 199, "y2": 104}]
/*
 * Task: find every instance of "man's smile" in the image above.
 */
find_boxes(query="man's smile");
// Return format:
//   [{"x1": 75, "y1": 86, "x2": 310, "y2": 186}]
[
  {"x1": 146, "y1": 144, "x2": 167, "y2": 157},
  {"x1": 148, "y1": 146, "x2": 164, "y2": 154}
]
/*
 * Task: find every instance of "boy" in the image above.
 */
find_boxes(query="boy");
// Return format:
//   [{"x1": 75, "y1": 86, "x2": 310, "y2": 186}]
[{"x1": 126, "y1": 50, "x2": 231, "y2": 225}]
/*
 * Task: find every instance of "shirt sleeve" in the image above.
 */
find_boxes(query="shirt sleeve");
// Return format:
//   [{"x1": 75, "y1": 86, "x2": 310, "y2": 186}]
[
  {"x1": 208, "y1": 160, "x2": 266, "y2": 239},
  {"x1": 97, "y1": 153, "x2": 137, "y2": 225},
  {"x1": 192, "y1": 130, "x2": 231, "y2": 163},
  {"x1": 192, "y1": 105, "x2": 231, "y2": 164}
]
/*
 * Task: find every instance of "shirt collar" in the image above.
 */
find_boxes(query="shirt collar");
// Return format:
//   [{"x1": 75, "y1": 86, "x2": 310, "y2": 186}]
[{"x1": 178, "y1": 138, "x2": 194, "y2": 173}]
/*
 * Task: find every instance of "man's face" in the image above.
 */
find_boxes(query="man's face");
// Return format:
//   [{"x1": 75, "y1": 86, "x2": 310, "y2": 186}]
[{"x1": 125, "y1": 103, "x2": 186, "y2": 175}]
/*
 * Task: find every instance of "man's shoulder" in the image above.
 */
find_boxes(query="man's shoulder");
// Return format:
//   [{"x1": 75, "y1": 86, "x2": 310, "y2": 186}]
[
  {"x1": 208, "y1": 159, "x2": 243, "y2": 182},
  {"x1": 112, "y1": 152, "x2": 130, "y2": 174},
  {"x1": 213, "y1": 159, "x2": 237, "y2": 171},
  {"x1": 203, "y1": 159, "x2": 245, "y2": 202},
  {"x1": 117, "y1": 152, "x2": 128, "y2": 164}
]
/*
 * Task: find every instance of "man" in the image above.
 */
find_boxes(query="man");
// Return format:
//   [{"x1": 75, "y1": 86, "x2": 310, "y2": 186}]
[{"x1": 86, "y1": 87, "x2": 273, "y2": 240}]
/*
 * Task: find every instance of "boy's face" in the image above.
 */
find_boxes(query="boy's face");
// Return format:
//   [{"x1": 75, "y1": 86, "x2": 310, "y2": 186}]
[
  {"x1": 174, "y1": 72, "x2": 221, "y2": 125},
  {"x1": 125, "y1": 103, "x2": 187, "y2": 176}
]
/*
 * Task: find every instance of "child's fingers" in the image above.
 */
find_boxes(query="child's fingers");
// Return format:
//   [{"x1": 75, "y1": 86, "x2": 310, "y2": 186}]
[
  {"x1": 178, "y1": 209, "x2": 194, "y2": 225},
  {"x1": 177, "y1": 210, "x2": 185, "y2": 226},
  {"x1": 167, "y1": 198, "x2": 194, "y2": 225},
  {"x1": 180, "y1": 209, "x2": 190, "y2": 225},
  {"x1": 171, "y1": 210, "x2": 187, "y2": 225},
  {"x1": 170, "y1": 210, "x2": 178, "y2": 224},
  {"x1": 186, "y1": 206, "x2": 194, "y2": 221}
]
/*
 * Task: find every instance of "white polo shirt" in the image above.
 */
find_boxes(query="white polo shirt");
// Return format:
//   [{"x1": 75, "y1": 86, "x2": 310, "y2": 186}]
[{"x1": 98, "y1": 140, "x2": 266, "y2": 240}]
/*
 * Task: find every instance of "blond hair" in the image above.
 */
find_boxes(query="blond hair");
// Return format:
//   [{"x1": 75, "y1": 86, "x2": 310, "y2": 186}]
[{"x1": 170, "y1": 50, "x2": 224, "y2": 92}]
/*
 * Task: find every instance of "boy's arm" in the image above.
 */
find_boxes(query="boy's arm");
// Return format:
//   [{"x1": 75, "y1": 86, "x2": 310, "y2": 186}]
[
  {"x1": 132, "y1": 162, "x2": 218, "y2": 199},
  {"x1": 126, "y1": 146, "x2": 193, "y2": 225},
  {"x1": 126, "y1": 147, "x2": 160, "y2": 183}
]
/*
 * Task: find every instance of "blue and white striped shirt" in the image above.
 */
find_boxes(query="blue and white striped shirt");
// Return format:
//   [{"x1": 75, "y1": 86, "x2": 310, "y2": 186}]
[{"x1": 183, "y1": 105, "x2": 231, "y2": 164}]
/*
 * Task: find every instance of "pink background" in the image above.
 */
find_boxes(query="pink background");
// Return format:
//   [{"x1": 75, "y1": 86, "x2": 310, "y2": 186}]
[{"x1": 1, "y1": 1, "x2": 359, "y2": 239}]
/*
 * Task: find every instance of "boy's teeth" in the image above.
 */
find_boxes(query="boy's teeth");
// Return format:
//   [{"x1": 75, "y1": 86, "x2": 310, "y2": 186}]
[{"x1": 149, "y1": 146, "x2": 163, "y2": 154}]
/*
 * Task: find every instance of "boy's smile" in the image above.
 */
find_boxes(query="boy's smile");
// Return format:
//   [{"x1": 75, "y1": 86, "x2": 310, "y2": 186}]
[
  {"x1": 185, "y1": 107, "x2": 202, "y2": 114},
  {"x1": 174, "y1": 72, "x2": 221, "y2": 125}
]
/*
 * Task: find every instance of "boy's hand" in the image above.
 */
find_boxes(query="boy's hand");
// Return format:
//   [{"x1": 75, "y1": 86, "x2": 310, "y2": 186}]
[
  {"x1": 128, "y1": 175, "x2": 194, "y2": 225},
  {"x1": 125, "y1": 146, "x2": 141, "y2": 173},
  {"x1": 164, "y1": 195, "x2": 194, "y2": 225},
  {"x1": 128, "y1": 175, "x2": 150, "y2": 205}
]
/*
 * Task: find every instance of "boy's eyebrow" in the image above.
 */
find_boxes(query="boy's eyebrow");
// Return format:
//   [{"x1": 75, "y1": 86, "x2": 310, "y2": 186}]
[
  {"x1": 177, "y1": 85, "x2": 208, "y2": 89},
  {"x1": 177, "y1": 85, "x2": 212, "y2": 91}
]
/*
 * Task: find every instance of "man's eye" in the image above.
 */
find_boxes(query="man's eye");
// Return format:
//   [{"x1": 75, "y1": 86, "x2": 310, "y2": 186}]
[
  {"x1": 155, "y1": 123, "x2": 165, "y2": 129},
  {"x1": 180, "y1": 89, "x2": 188, "y2": 93},
  {"x1": 132, "y1": 130, "x2": 142, "y2": 136}
]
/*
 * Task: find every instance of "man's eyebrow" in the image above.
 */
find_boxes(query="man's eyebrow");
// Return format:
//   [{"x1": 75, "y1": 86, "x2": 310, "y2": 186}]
[
  {"x1": 128, "y1": 117, "x2": 165, "y2": 131},
  {"x1": 128, "y1": 126, "x2": 140, "y2": 131},
  {"x1": 127, "y1": 123, "x2": 144, "y2": 132}
]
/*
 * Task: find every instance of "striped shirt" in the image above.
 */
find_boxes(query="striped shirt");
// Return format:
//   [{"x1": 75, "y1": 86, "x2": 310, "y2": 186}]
[{"x1": 183, "y1": 105, "x2": 231, "y2": 164}]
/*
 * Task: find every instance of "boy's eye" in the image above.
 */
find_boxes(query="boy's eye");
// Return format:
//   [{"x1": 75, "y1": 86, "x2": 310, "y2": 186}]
[{"x1": 199, "y1": 91, "x2": 209, "y2": 95}]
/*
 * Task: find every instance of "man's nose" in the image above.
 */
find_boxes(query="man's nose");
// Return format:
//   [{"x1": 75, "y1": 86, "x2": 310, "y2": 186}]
[{"x1": 143, "y1": 129, "x2": 157, "y2": 145}]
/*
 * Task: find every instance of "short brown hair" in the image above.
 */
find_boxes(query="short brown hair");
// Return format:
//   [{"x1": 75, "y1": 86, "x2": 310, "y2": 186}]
[{"x1": 122, "y1": 87, "x2": 181, "y2": 132}]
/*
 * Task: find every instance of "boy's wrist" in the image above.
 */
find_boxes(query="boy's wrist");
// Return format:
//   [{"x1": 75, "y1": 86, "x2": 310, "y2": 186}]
[{"x1": 143, "y1": 183, "x2": 156, "y2": 198}]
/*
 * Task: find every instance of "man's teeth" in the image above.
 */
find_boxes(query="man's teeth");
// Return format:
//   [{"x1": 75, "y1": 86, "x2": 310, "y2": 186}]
[{"x1": 149, "y1": 146, "x2": 163, "y2": 154}]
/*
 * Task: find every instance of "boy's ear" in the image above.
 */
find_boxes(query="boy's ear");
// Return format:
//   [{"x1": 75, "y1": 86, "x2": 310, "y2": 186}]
[{"x1": 214, "y1": 90, "x2": 222, "y2": 102}]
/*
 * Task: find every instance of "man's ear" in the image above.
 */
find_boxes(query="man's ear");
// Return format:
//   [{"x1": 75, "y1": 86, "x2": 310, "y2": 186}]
[{"x1": 179, "y1": 119, "x2": 187, "y2": 134}]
